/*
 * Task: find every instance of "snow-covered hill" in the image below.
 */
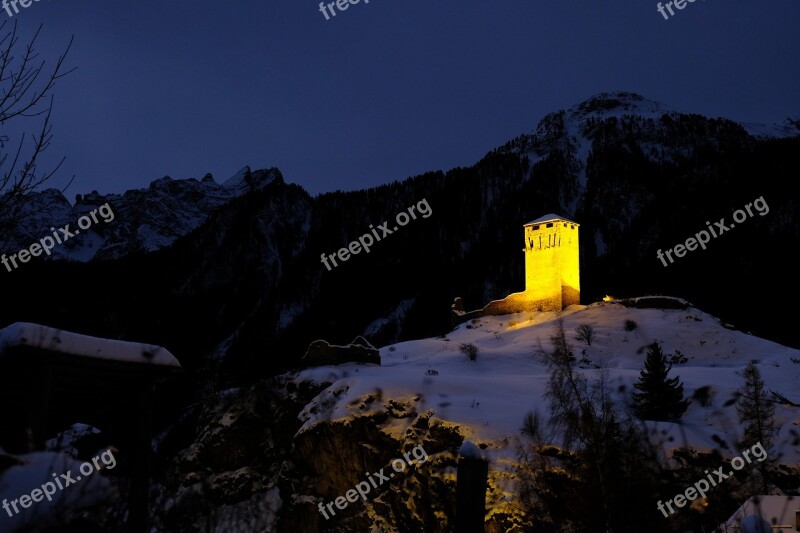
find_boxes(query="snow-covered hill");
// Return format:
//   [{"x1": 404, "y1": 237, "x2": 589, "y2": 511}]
[{"x1": 292, "y1": 299, "x2": 800, "y2": 526}]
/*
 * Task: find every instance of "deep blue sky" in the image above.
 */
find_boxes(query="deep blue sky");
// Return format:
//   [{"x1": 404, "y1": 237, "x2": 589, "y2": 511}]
[{"x1": 6, "y1": 1, "x2": 800, "y2": 197}]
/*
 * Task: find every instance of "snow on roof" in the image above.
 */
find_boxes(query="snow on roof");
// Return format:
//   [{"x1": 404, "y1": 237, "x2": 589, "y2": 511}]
[
  {"x1": 0, "y1": 322, "x2": 180, "y2": 368},
  {"x1": 524, "y1": 213, "x2": 578, "y2": 225}
]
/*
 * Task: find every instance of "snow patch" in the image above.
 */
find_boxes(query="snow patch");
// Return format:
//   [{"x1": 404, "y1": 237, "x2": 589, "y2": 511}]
[
  {"x1": 459, "y1": 440, "x2": 485, "y2": 460},
  {"x1": 0, "y1": 451, "x2": 115, "y2": 530}
]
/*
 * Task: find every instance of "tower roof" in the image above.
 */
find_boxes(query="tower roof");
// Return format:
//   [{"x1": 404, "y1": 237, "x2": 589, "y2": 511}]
[{"x1": 524, "y1": 213, "x2": 578, "y2": 226}]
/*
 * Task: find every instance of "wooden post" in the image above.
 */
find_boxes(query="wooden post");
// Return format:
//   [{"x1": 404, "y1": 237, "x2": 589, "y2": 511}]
[
  {"x1": 31, "y1": 365, "x2": 53, "y2": 451},
  {"x1": 129, "y1": 382, "x2": 154, "y2": 532},
  {"x1": 455, "y1": 452, "x2": 488, "y2": 533}
]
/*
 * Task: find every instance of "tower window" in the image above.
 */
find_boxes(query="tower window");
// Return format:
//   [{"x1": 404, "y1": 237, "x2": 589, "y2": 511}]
[
  {"x1": 563, "y1": 223, "x2": 567, "y2": 227},
  {"x1": 532, "y1": 225, "x2": 539, "y2": 230},
  {"x1": 546, "y1": 223, "x2": 554, "y2": 228}
]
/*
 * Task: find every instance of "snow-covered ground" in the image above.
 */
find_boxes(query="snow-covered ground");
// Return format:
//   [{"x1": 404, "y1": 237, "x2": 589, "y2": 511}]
[
  {"x1": 0, "y1": 450, "x2": 115, "y2": 531},
  {"x1": 295, "y1": 301, "x2": 800, "y2": 470}
]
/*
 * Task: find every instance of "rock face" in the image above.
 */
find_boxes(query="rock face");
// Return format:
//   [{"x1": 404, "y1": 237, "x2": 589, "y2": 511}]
[
  {"x1": 1, "y1": 166, "x2": 281, "y2": 261},
  {"x1": 302, "y1": 337, "x2": 381, "y2": 367},
  {"x1": 288, "y1": 409, "x2": 464, "y2": 532},
  {"x1": 153, "y1": 378, "x2": 467, "y2": 532}
]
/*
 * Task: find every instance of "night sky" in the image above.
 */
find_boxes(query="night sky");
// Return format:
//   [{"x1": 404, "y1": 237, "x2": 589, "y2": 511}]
[{"x1": 6, "y1": 0, "x2": 800, "y2": 197}]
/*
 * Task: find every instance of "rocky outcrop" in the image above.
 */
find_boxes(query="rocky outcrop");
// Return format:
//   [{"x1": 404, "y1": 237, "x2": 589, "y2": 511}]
[
  {"x1": 286, "y1": 391, "x2": 465, "y2": 532},
  {"x1": 152, "y1": 377, "x2": 471, "y2": 532},
  {"x1": 152, "y1": 378, "x2": 325, "y2": 533}
]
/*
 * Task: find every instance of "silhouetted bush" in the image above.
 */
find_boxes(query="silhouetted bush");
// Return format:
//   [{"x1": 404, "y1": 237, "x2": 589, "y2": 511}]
[
  {"x1": 575, "y1": 324, "x2": 596, "y2": 346},
  {"x1": 459, "y1": 343, "x2": 478, "y2": 361}
]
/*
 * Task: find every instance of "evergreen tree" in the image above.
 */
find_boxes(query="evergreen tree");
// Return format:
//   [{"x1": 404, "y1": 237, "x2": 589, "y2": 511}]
[
  {"x1": 517, "y1": 322, "x2": 670, "y2": 532},
  {"x1": 632, "y1": 343, "x2": 690, "y2": 421},
  {"x1": 736, "y1": 362, "x2": 778, "y2": 493},
  {"x1": 737, "y1": 362, "x2": 777, "y2": 448}
]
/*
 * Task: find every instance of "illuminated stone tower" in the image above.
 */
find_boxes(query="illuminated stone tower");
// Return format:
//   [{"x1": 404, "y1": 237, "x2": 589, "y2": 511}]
[
  {"x1": 522, "y1": 214, "x2": 580, "y2": 311},
  {"x1": 451, "y1": 213, "x2": 580, "y2": 322}
]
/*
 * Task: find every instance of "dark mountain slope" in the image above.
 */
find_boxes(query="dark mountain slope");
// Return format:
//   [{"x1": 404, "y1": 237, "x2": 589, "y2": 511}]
[{"x1": 1, "y1": 93, "x2": 799, "y2": 388}]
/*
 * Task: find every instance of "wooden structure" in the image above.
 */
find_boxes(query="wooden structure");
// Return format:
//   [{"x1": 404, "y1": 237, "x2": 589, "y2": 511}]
[
  {"x1": 0, "y1": 322, "x2": 181, "y2": 532},
  {"x1": 455, "y1": 443, "x2": 489, "y2": 533}
]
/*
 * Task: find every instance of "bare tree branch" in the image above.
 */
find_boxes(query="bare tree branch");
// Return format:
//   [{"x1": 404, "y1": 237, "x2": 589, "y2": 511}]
[{"x1": 0, "y1": 21, "x2": 75, "y2": 247}]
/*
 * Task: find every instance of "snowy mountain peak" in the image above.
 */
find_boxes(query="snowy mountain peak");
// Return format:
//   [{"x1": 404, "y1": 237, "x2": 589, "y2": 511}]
[
  {"x1": 222, "y1": 166, "x2": 283, "y2": 193},
  {"x1": 223, "y1": 166, "x2": 252, "y2": 188},
  {"x1": 739, "y1": 116, "x2": 800, "y2": 139},
  {"x1": 570, "y1": 91, "x2": 675, "y2": 121}
]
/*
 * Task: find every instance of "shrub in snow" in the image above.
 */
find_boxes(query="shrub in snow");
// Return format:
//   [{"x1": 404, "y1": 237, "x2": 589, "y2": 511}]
[
  {"x1": 624, "y1": 319, "x2": 637, "y2": 332},
  {"x1": 668, "y1": 349, "x2": 688, "y2": 365},
  {"x1": 575, "y1": 324, "x2": 596, "y2": 346},
  {"x1": 692, "y1": 385, "x2": 715, "y2": 407},
  {"x1": 459, "y1": 343, "x2": 478, "y2": 361},
  {"x1": 520, "y1": 411, "x2": 539, "y2": 439}
]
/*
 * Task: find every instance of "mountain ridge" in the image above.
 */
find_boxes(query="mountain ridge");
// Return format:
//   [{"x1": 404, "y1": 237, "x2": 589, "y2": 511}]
[
  {"x1": 4, "y1": 92, "x2": 798, "y2": 264},
  {"x1": 1, "y1": 91, "x2": 799, "y2": 383}
]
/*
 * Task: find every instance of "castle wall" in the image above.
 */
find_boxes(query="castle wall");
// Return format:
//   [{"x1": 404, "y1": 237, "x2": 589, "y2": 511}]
[
  {"x1": 558, "y1": 222, "x2": 580, "y2": 306},
  {"x1": 450, "y1": 217, "x2": 580, "y2": 325},
  {"x1": 562, "y1": 285, "x2": 580, "y2": 307},
  {"x1": 523, "y1": 220, "x2": 580, "y2": 309},
  {"x1": 482, "y1": 290, "x2": 561, "y2": 315}
]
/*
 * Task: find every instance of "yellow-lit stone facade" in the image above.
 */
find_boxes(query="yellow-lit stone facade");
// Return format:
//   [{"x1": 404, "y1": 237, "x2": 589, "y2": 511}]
[
  {"x1": 522, "y1": 215, "x2": 580, "y2": 311},
  {"x1": 452, "y1": 214, "x2": 581, "y2": 322}
]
